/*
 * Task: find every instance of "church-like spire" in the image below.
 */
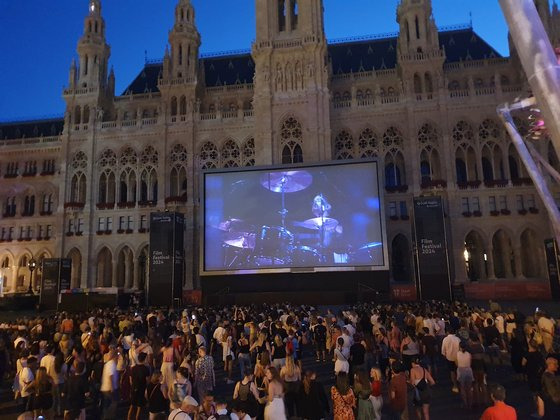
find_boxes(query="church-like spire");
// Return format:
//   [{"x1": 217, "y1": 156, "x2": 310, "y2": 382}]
[
  {"x1": 167, "y1": 0, "x2": 200, "y2": 80},
  {"x1": 396, "y1": 0, "x2": 439, "y2": 56},
  {"x1": 74, "y1": 0, "x2": 110, "y2": 89}
]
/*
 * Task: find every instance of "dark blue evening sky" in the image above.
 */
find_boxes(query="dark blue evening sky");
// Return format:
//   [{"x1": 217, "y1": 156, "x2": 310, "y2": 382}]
[{"x1": 0, "y1": 0, "x2": 509, "y2": 122}]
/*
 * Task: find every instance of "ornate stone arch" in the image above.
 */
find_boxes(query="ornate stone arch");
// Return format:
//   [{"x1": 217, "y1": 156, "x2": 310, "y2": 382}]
[
  {"x1": 199, "y1": 141, "x2": 219, "y2": 169},
  {"x1": 69, "y1": 151, "x2": 88, "y2": 203},
  {"x1": 241, "y1": 137, "x2": 255, "y2": 167},
  {"x1": 357, "y1": 127, "x2": 379, "y2": 158},
  {"x1": 279, "y1": 116, "x2": 303, "y2": 164},
  {"x1": 333, "y1": 129, "x2": 355, "y2": 160},
  {"x1": 169, "y1": 144, "x2": 188, "y2": 197},
  {"x1": 221, "y1": 138, "x2": 241, "y2": 167}
]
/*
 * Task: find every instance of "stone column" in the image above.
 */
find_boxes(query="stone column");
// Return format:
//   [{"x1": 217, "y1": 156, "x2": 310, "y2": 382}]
[
  {"x1": 514, "y1": 247, "x2": 524, "y2": 279},
  {"x1": 502, "y1": 235, "x2": 513, "y2": 278},
  {"x1": 111, "y1": 259, "x2": 118, "y2": 288},
  {"x1": 133, "y1": 258, "x2": 139, "y2": 290},
  {"x1": 486, "y1": 246, "x2": 496, "y2": 280},
  {"x1": 124, "y1": 255, "x2": 131, "y2": 289}
]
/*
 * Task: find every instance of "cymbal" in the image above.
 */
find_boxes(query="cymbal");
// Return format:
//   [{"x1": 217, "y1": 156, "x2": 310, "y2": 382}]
[
  {"x1": 260, "y1": 171, "x2": 312, "y2": 193},
  {"x1": 216, "y1": 218, "x2": 254, "y2": 232},
  {"x1": 295, "y1": 217, "x2": 339, "y2": 230},
  {"x1": 224, "y1": 233, "x2": 256, "y2": 249},
  {"x1": 358, "y1": 242, "x2": 382, "y2": 250}
]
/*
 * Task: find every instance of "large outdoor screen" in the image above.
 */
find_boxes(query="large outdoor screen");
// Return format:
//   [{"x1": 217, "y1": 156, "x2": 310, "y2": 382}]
[{"x1": 201, "y1": 160, "x2": 388, "y2": 274}]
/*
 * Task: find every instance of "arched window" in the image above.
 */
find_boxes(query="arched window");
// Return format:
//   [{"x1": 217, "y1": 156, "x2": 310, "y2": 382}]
[
  {"x1": 171, "y1": 97, "x2": 178, "y2": 116},
  {"x1": 357, "y1": 128, "x2": 378, "y2": 158},
  {"x1": 291, "y1": 0, "x2": 298, "y2": 30},
  {"x1": 455, "y1": 157, "x2": 467, "y2": 184},
  {"x1": 492, "y1": 230, "x2": 515, "y2": 278},
  {"x1": 424, "y1": 73, "x2": 433, "y2": 93},
  {"x1": 278, "y1": 0, "x2": 286, "y2": 31},
  {"x1": 118, "y1": 147, "x2": 138, "y2": 203},
  {"x1": 508, "y1": 144, "x2": 524, "y2": 180},
  {"x1": 96, "y1": 247, "x2": 113, "y2": 287},
  {"x1": 221, "y1": 139, "x2": 241, "y2": 167},
  {"x1": 280, "y1": 117, "x2": 303, "y2": 164},
  {"x1": 199, "y1": 142, "x2": 219, "y2": 169},
  {"x1": 178, "y1": 44, "x2": 183, "y2": 66},
  {"x1": 418, "y1": 124, "x2": 442, "y2": 184},
  {"x1": 84, "y1": 55, "x2": 89, "y2": 76},
  {"x1": 74, "y1": 106, "x2": 82, "y2": 124},
  {"x1": 405, "y1": 20, "x2": 410, "y2": 43},
  {"x1": 69, "y1": 151, "x2": 88, "y2": 203},
  {"x1": 179, "y1": 96, "x2": 187, "y2": 115},
  {"x1": 481, "y1": 141, "x2": 505, "y2": 182},
  {"x1": 242, "y1": 138, "x2": 255, "y2": 167},
  {"x1": 521, "y1": 229, "x2": 541, "y2": 278},
  {"x1": 170, "y1": 144, "x2": 188, "y2": 197},
  {"x1": 413, "y1": 73, "x2": 422, "y2": 94},
  {"x1": 465, "y1": 231, "x2": 487, "y2": 281},
  {"x1": 82, "y1": 106, "x2": 90, "y2": 124},
  {"x1": 415, "y1": 15, "x2": 420, "y2": 39},
  {"x1": 333, "y1": 130, "x2": 354, "y2": 160}
]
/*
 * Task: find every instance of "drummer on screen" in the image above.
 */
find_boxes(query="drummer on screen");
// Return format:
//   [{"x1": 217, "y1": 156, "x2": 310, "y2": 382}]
[{"x1": 312, "y1": 194, "x2": 332, "y2": 218}]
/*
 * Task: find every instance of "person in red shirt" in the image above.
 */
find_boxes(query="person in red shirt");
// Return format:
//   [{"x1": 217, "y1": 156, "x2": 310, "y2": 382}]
[
  {"x1": 389, "y1": 361, "x2": 408, "y2": 420},
  {"x1": 480, "y1": 384, "x2": 517, "y2": 420}
]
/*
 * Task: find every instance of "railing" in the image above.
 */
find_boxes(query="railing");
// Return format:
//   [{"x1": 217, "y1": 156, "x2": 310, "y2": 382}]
[
  {"x1": 63, "y1": 86, "x2": 98, "y2": 95},
  {"x1": 121, "y1": 120, "x2": 137, "y2": 127},
  {"x1": 333, "y1": 101, "x2": 351, "y2": 109},
  {"x1": 243, "y1": 109, "x2": 254, "y2": 117},
  {"x1": 142, "y1": 117, "x2": 158, "y2": 126},
  {"x1": 357, "y1": 99, "x2": 374, "y2": 107},
  {"x1": 101, "y1": 121, "x2": 117, "y2": 129},
  {"x1": 0, "y1": 136, "x2": 62, "y2": 148},
  {"x1": 200, "y1": 113, "x2": 217, "y2": 121},
  {"x1": 450, "y1": 89, "x2": 470, "y2": 99},
  {"x1": 222, "y1": 111, "x2": 238, "y2": 119},
  {"x1": 475, "y1": 87, "x2": 496, "y2": 96},
  {"x1": 158, "y1": 76, "x2": 196, "y2": 86}
]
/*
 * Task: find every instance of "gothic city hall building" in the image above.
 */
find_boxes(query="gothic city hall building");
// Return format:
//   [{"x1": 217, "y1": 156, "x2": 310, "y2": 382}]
[{"x1": 0, "y1": 0, "x2": 558, "y2": 297}]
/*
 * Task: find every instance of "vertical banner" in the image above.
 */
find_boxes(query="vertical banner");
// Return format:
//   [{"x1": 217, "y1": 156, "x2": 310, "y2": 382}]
[
  {"x1": 59, "y1": 258, "x2": 72, "y2": 292},
  {"x1": 413, "y1": 197, "x2": 451, "y2": 300},
  {"x1": 40, "y1": 259, "x2": 60, "y2": 310},
  {"x1": 149, "y1": 212, "x2": 185, "y2": 306},
  {"x1": 544, "y1": 239, "x2": 560, "y2": 300}
]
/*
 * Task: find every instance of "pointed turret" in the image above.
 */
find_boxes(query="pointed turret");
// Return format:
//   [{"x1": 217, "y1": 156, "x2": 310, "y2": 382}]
[
  {"x1": 167, "y1": 0, "x2": 200, "y2": 81},
  {"x1": 75, "y1": 0, "x2": 111, "y2": 90}
]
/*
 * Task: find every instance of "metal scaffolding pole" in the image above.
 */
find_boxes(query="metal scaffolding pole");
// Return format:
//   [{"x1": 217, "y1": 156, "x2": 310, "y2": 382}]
[
  {"x1": 499, "y1": 0, "x2": 560, "y2": 156},
  {"x1": 498, "y1": 0, "x2": 560, "y2": 243}
]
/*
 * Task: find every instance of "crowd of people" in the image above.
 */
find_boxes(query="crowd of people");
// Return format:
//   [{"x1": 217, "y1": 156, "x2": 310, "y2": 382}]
[{"x1": 0, "y1": 299, "x2": 559, "y2": 419}]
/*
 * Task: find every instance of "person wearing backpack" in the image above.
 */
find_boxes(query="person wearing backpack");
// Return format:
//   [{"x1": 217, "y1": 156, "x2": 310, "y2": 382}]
[
  {"x1": 169, "y1": 367, "x2": 192, "y2": 411},
  {"x1": 209, "y1": 396, "x2": 236, "y2": 420},
  {"x1": 410, "y1": 356, "x2": 435, "y2": 420}
]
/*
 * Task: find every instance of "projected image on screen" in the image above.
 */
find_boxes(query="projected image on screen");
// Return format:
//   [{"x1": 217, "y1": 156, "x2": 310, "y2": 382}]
[{"x1": 203, "y1": 161, "x2": 385, "y2": 273}]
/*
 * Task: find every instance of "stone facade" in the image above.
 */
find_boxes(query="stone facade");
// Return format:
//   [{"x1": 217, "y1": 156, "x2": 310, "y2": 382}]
[{"x1": 0, "y1": 0, "x2": 558, "y2": 295}]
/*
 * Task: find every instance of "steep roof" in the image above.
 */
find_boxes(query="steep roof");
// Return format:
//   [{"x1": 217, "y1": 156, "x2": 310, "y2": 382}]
[
  {"x1": 122, "y1": 27, "x2": 503, "y2": 94},
  {"x1": 0, "y1": 118, "x2": 64, "y2": 141}
]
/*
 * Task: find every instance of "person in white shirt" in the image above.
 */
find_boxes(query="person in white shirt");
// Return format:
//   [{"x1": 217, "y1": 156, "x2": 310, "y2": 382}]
[
  {"x1": 100, "y1": 349, "x2": 119, "y2": 419},
  {"x1": 209, "y1": 396, "x2": 239, "y2": 420},
  {"x1": 18, "y1": 356, "x2": 36, "y2": 412},
  {"x1": 212, "y1": 322, "x2": 225, "y2": 357},
  {"x1": 168, "y1": 395, "x2": 199, "y2": 420},
  {"x1": 537, "y1": 312, "x2": 555, "y2": 353},
  {"x1": 441, "y1": 329, "x2": 461, "y2": 393},
  {"x1": 423, "y1": 314, "x2": 436, "y2": 336}
]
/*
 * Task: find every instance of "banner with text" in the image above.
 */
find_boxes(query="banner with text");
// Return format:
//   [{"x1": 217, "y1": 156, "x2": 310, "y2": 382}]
[
  {"x1": 149, "y1": 212, "x2": 185, "y2": 306},
  {"x1": 544, "y1": 239, "x2": 560, "y2": 300},
  {"x1": 413, "y1": 196, "x2": 451, "y2": 300},
  {"x1": 40, "y1": 259, "x2": 60, "y2": 310}
]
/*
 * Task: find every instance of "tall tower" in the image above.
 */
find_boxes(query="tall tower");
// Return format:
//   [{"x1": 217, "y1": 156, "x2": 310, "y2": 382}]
[
  {"x1": 163, "y1": 0, "x2": 200, "y2": 81},
  {"x1": 252, "y1": 0, "x2": 331, "y2": 165},
  {"x1": 396, "y1": 0, "x2": 445, "y2": 98},
  {"x1": 75, "y1": 0, "x2": 110, "y2": 90}
]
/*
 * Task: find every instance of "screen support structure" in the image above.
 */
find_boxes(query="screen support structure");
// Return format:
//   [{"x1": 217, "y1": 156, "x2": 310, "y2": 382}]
[{"x1": 498, "y1": 0, "x2": 560, "y2": 245}]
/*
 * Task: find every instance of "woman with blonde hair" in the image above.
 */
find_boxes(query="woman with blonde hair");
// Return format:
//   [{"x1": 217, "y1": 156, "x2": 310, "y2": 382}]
[
  {"x1": 32, "y1": 366, "x2": 54, "y2": 419},
  {"x1": 280, "y1": 354, "x2": 301, "y2": 417},
  {"x1": 369, "y1": 368, "x2": 383, "y2": 419}
]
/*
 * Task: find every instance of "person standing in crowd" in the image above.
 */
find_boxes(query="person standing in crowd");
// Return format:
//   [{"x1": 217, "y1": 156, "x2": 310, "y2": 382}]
[
  {"x1": 312, "y1": 317, "x2": 327, "y2": 362},
  {"x1": 169, "y1": 395, "x2": 199, "y2": 420},
  {"x1": 222, "y1": 327, "x2": 236, "y2": 385},
  {"x1": 349, "y1": 334, "x2": 366, "y2": 383},
  {"x1": 146, "y1": 371, "x2": 168, "y2": 420},
  {"x1": 100, "y1": 348, "x2": 119, "y2": 420},
  {"x1": 298, "y1": 370, "x2": 329, "y2": 420},
  {"x1": 537, "y1": 312, "x2": 556, "y2": 354},
  {"x1": 480, "y1": 384, "x2": 517, "y2": 420},
  {"x1": 280, "y1": 353, "x2": 301, "y2": 418},
  {"x1": 469, "y1": 334, "x2": 487, "y2": 407},
  {"x1": 441, "y1": 328, "x2": 460, "y2": 393},
  {"x1": 410, "y1": 356, "x2": 435, "y2": 420},
  {"x1": 264, "y1": 366, "x2": 286, "y2": 420},
  {"x1": 388, "y1": 361, "x2": 407, "y2": 420},
  {"x1": 271, "y1": 334, "x2": 286, "y2": 371},
  {"x1": 370, "y1": 368, "x2": 383, "y2": 420},
  {"x1": 353, "y1": 369, "x2": 374, "y2": 419},
  {"x1": 540, "y1": 356, "x2": 560, "y2": 419},
  {"x1": 232, "y1": 371, "x2": 260, "y2": 419},
  {"x1": 400, "y1": 329, "x2": 420, "y2": 372},
  {"x1": 161, "y1": 338, "x2": 178, "y2": 394},
  {"x1": 62, "y1": 360, "x2": 88, "y2": 420},
  {"x1": 169, "y1": 367, "x2": 192, "y2": 412},
  {"x1": 194, "y1": 346, "x2": 215, "y2": 403},
  {"x1": 456, "y1": 341, "x2": 474, "y2": 410},
  {"x1": 18, "y1": 355, "x2": 36, "y2": 412},
  {"x1": 128, "y1": 352, "x2": 151, "y2": 420},
  {"x1": 237, "y1": 332, "x2": 251, "y2": 380},
  {"x1": 31, "y1": 366, "x2": 54, "y2": 419},
  {"x1": 334, "y1": 337, "x2": 350, "y2": 375},
  {"x1": 331, "y1": 371, "x2": 355, "y2": 420}
]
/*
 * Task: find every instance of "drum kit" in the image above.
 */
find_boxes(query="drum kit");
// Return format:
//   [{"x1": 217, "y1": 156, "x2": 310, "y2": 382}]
[{"x1": 215, "y1": 170, "x2": 381, "y2": 268}]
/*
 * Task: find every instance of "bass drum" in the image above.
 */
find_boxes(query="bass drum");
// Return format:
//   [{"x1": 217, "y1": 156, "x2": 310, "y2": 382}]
[
  {"x1": 292, "y1": 246, "x2": 323, "y2": 266},
  {"x1": 253, "y1": 225, "x2": 294, "y2": 260}
]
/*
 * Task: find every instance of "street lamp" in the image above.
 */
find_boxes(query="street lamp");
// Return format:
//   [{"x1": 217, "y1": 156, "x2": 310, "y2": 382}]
[{"x1": 27, "y1": 258, "x2": 37, "y2": 294}]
